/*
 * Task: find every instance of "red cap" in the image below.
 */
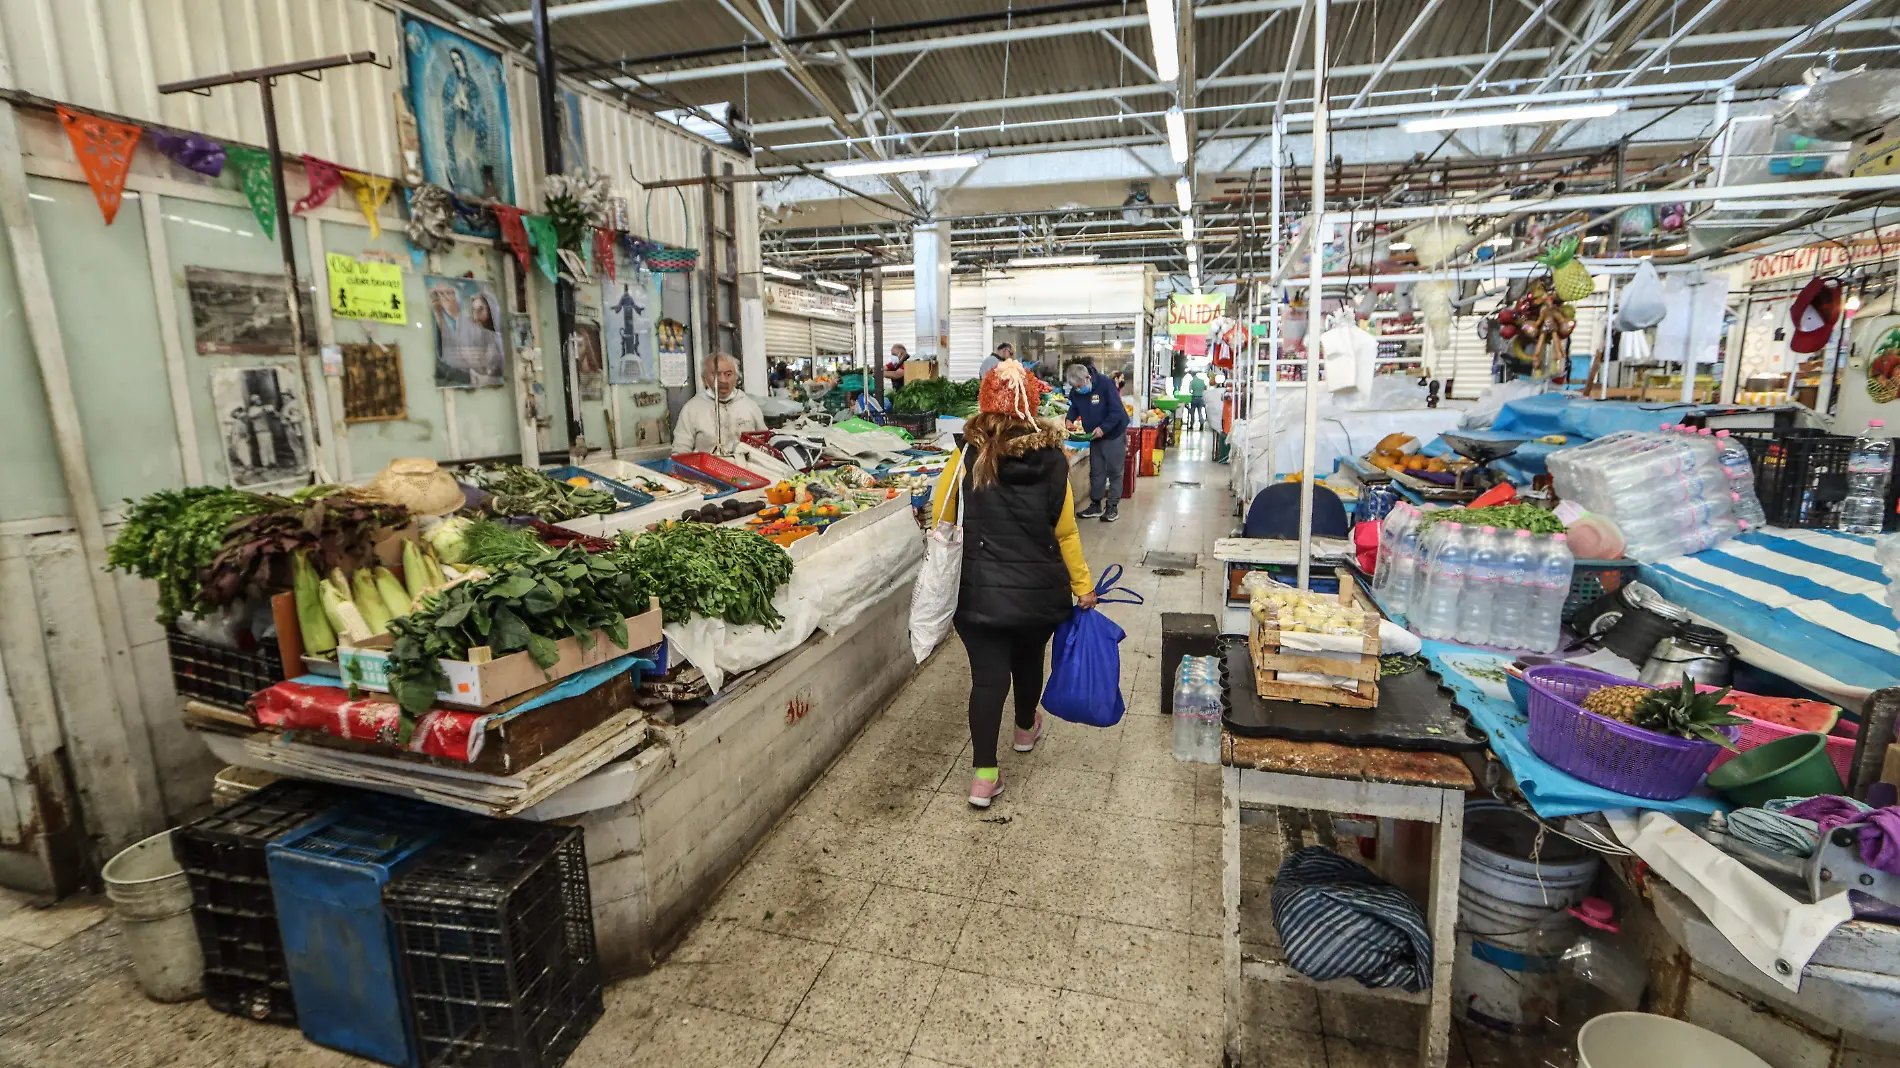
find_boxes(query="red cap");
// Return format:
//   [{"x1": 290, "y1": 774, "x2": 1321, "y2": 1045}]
[{"x1": 1789, "y1": 275, "x2": 1844, "y2": 354}]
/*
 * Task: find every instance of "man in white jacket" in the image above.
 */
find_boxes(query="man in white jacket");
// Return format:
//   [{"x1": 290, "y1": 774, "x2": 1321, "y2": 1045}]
[{"x1": 673, "y1": 354, "x2": 766, "y2": 453}]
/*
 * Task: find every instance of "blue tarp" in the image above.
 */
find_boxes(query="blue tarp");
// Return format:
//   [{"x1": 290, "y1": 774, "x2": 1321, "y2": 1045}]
[
  {"x1": 1422, "y1": 641, "x2": 1723, "y2": 819},
  {"x1": 293, "y1": 650, "x2": 657, "y2": 723}
]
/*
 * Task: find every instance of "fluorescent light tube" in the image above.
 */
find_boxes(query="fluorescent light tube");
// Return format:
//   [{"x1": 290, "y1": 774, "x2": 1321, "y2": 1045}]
[
  {"x1": 1175, "y1": 175, "x2": 1192, "y2": 212},
  {"x1": 1007, "y1": 254, "x2": 1100, "y2": 267},
  {"x1": 1187, "y1": 242, "x2": 1200, "y2": 262},
  {"x1": 879, "y1": 263, "x2": 917, "y2": 273},
  {"x1": 824, "y1": 152, "x2": 987, "y2": 177},
  {"x1": 1146, "y1": 0, "x2": 1179, "y2": 82},
  {"x1": 1182, "y1": 217, "x2": 1196, "y2": 242},
  {"x1": 1387, "y1": 241, "x2": 1413, "y2": 251},
  {"x1": 1665, "y1": 242, "x2": 1689, "y2": 251},
  {"x1": 1401, "y1": 102, "x2": 1621, "y2": 133},
  {"x1": 814, "y1": 278, "x2": 850, "y2": 292},
  {"x1": 763, "y1": 266, "x2": 802, "y2": 280},
  {"x1": 1165, "y1": 107, "x2": 1188, "y2": 164}
]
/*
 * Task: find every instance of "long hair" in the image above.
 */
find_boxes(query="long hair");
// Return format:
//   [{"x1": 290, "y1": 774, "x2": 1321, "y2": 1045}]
[{"x1": 962, "y1": 411, "x2": 1037, "y2": 490}]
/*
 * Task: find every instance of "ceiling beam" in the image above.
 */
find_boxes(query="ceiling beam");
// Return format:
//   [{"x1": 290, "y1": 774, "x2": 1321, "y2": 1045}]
[
  {"x1": 1344, "y1": 0, "x2": 1444, "y2": 110},
  {"x1": 1723, "y1": 0, "x2": 1879, "y2": 87}
]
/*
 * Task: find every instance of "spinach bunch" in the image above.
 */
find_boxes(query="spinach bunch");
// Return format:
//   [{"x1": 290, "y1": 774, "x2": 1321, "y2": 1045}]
[
  {"x1": 469, "y1": 464, "x2": 617, "y2": 521},
  {"x1": 108, "y1": 487, "x2": 273, "y2": 624},
  {"x1": 384, "y1": 546, "x2": 652, "y2": 717},
  {"x1": 611, "y1": 524, "x2": 794, "y2": 628}
]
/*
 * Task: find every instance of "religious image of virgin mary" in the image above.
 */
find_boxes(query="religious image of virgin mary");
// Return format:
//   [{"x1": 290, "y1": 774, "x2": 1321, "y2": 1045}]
[{"x1": 441, "y1": 48, "x2": 491, "y2": 198}]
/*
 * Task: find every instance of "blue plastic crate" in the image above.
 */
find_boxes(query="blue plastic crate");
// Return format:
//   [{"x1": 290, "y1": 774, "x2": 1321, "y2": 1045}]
[
  {"x1": 636, "y1": 457, "x2": 737, "y2": 499},
  {"x1": 542, "y1": 466, "x2": 654, "y2": 512},
  {"x1": 267, "y1": 804, "x2": 459, "y2": 1066}
]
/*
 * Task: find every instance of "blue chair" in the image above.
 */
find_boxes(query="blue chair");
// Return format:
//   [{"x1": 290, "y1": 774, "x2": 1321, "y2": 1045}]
[{"x1": 1242, "y1": 481, "x2": 1350, "y2": 540}]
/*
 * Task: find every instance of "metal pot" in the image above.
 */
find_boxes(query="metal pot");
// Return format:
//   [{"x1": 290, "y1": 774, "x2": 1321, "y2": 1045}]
[{"x1": 1640, "y1": 623, "x2": 1735, "y2": 688}]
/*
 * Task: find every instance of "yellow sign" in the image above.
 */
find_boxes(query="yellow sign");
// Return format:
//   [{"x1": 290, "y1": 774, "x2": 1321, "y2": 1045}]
[{"x1": 326, "y1": 253, "x2": 407, "y2": 324}]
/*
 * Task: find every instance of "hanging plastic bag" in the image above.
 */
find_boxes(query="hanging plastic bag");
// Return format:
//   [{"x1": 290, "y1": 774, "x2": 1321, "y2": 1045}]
[
  {"x1": 1615, "y1": 258, "x2": 1667, "y2": 331},
  {"x1": 1042, "y1": 566, "x2": 1145, "y2": 727},
  {"x1": 908, "y1": 451, "x2": 965, "y2": 662}
]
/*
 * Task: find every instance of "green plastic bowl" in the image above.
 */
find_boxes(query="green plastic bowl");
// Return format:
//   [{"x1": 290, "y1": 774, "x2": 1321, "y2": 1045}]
[
  {"x1": 1704, "y1": 732, "x2": 1843, "y2": 808},
  {"x1": 1153, "y1": 397, "x2": 1182, "y2": 412}
]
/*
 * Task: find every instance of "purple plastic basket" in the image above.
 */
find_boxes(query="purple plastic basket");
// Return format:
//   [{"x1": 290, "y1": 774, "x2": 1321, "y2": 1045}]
[{"x1": 1523, "y1": 665, "x2": 1727, "y2": 801}]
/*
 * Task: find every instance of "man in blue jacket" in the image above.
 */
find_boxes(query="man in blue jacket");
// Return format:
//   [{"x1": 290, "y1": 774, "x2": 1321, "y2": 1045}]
[{"x1": 1064, "y1": 361, "x2": 1130, "y2": 522}]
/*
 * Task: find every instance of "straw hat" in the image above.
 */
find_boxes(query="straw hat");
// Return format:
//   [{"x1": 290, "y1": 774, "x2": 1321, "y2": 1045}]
[{"x1": 365, "y1": 458, "x2": 464, "y2": 516}]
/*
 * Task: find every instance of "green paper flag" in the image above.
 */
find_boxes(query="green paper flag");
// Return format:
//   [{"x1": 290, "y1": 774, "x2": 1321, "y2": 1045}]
[
  {"x1": 225, "y1": 145, "x2": 277, "y2": 239},
  {"x1": 524, "y1": 214, "x2": 559, "y2": 282}
]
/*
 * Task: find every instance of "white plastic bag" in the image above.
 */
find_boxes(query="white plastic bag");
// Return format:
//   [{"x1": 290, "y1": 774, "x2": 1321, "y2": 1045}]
[
  {"x1": 908, "y1": 451, "x2": 965, "y2": 662},
  {"x1": 1615, "y1": 258, "x2": 1667, "y2": 331}
]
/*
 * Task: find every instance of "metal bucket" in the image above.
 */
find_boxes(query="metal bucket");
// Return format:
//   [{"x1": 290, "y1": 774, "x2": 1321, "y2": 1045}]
[{"x1": 102, "y1": 829, "x2": 202, "y2": 1002}]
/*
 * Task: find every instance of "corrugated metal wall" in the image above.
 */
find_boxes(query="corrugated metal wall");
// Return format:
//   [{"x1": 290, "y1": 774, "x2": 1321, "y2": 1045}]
[{"x1": 0, "y1": 0, "x2": 757, "y2": 271}]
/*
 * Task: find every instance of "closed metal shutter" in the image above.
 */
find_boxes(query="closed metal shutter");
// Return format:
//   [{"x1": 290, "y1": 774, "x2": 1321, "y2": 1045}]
[
  {"x1": 947, "y1": 310, "x2": 988, "y2": 380},
  {"x1": 1425, "y1": 318, "x2": 1496, "y2": 399},
  {"x1": 810, "y1": 318, "x2": 854, "y2": 356},
  {"x1": 764, "y1": 314, "x2": 812, "y2": 361}
]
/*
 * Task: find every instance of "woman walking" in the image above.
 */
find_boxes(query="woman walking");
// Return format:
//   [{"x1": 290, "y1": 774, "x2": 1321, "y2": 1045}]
[{"x1": 929, "y1": 361, "x2": 1097, "y2": 807}]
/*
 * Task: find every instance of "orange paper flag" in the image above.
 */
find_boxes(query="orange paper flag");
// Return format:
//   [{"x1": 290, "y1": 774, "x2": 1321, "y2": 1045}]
[{"x1": 57, "y1": 106, "x2": 143, "y2": 225}]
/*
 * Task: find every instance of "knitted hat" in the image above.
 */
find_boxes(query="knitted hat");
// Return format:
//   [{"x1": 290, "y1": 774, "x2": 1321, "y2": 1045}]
[{"x1": 978, "y1": 360, "x2": 1046, "y2": 419}]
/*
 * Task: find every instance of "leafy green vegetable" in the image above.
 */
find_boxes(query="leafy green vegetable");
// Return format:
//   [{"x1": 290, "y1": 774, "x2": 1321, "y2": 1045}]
[
  {"x1": 890, "y1": 377, "x2": 981, "y2": 416},
  {"x1": 198, "y1": 495, "x2": 410, "y2": 609},
  {"x1": 461, "y1": 518, "x2": 558, "y2": 567},
  {"x1": 384, "y1": 545, "x2": 651, "y2": 717},
  {"x1": 1416, "y1": 503, "x2": 1565, "y2": 535},
  {"x1": 612, "y1": 523, "x2": 795, "y2": 628},
  {"x1": 108, "y1": 487, "x2": 274, "y2": 624},
  {"x1": 468, "y1": 464, "x2": 616, "y2": 521}
]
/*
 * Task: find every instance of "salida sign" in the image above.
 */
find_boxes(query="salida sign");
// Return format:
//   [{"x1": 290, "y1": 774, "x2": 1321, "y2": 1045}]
[{"x1": 1167, "y1": 293, "x2": 1225, "y2": 335}]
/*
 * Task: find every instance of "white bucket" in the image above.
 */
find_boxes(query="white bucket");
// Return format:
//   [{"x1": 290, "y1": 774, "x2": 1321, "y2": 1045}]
[
  {"x1": 1577, "y1": 1013, "x2": 1770, "y2": 1068},
  {"x1": 1455, "y1": 802, "x2": 1601, "y2": 1033},
  {"x1": 102, "y1": 829, "x2": 202, "y2": 1003}
]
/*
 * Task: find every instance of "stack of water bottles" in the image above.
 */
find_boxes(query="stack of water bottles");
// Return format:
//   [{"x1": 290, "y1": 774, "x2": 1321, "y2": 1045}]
[
  {"x1": 1545, "y1": 424, "x2": 1764, "y2": 560},
  {"x1": 1874, "y1": 533, "x2": 1900, "y2": 636},
  {"x1": 1370, "y1": 505, "x2": 1574, "y2": 652},
  {"x1": 1172, "y1": 656, "x2": 1223, "y2": 764}
]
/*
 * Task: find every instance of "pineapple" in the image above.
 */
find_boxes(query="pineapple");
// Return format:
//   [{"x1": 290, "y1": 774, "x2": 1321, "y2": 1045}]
[
  {"x1": 1537, "y1": 236, "x2": 1594, "y2": 301},
  {"x1": 1633, "y1": 677, "x2": 1748, "y2": 749},
  {"x1": 1581, "y1": 685, "x2": 1649, "y2": 724}
]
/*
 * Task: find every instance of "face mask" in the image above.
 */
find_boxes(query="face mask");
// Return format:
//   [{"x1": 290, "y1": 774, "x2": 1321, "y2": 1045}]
[{"x1": 1073, "y1": 383, "x2": 1092, "y2": 394}]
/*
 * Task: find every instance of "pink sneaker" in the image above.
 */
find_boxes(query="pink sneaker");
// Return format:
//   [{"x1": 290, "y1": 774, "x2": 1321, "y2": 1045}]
[
  {"x1": 1013, "y1": 711, "x2": 1044, "y2": 753},
  {"x1": 968, "y1": 772, "x2": 1004, "y2": 808}
]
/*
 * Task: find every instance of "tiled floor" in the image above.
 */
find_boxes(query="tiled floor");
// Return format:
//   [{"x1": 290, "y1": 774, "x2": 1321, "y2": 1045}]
[{"x1": 0, "y1": 434, "x2": 1501, "y2": 1067}]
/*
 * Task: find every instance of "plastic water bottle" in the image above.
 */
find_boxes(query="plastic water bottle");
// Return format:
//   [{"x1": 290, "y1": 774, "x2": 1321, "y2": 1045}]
[
  {"x1": 1416, "y1": 522, "x2": 1469, "y2": 641},
  {"x1": 1373, "y1": 505, "x2": 1420, "y2": 613},
  {"x1": 1387, "y1": 512, "x2": 1424, "y2": 623},
  {"x1": 1527, "y1": 533, "x2": 1575, "y2": 653},
  {"x1": 1197, "y1": 665, "x2": 1223, "y2": 763},
  {"x1": 1712, "y1": 430, "x2": 1768, "y2": 528},
  {"x1": 1840, "y1": 420, "x2": 1894, "y2": 535},
  {"x1": 1491, "y1": 530, "x2": 1538, "y2": 649},
  {"x1": 1457, "y1": 526, "x2": 1504, "y2": 645},
  {"x1": 1173, "y1": 657, "x2": 1222, "y2": 764}
]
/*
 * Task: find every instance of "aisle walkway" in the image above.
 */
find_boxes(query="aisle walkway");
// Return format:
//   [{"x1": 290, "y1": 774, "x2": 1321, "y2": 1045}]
[{"x1": 0, "y1": 433, "x2": 1490, "y2": 1068}]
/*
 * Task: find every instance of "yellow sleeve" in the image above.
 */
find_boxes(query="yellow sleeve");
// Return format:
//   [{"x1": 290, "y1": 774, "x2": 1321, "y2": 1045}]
[
  {"x1": 928, "y1": 448, "x2": 963, "y2": 525},
  {"x1": 1056, "y1": 483, "x2": 1092, "y2": 598}
]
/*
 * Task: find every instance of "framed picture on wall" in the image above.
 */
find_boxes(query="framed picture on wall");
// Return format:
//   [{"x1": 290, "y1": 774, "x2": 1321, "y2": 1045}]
[
  {"x1": 211, "y1": 366, "x2": 311, "y2": 487},
  {"x1": 401, "y1": 14, "x2": 514, "y2": 219},
  {"x1": 572, "y1": 317, "x2": 605, "y2": 402},
  {"x1": 605, "y1": 269, "x2": 657, "y2": 384},
  {"x1": 341, "y1": 342, "x2": 407, "y2": 423},
  {"x1": 426, "y1": 275, "x2": 507, "y2": 388},
  {"x1": 185, "y1": 267, "x2": 317, "y2": 355}
]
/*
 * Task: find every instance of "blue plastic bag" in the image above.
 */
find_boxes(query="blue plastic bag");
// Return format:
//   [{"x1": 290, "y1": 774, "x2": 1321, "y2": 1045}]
[{"x1": 1042, "y1": 566, "x2": 1145, "y2": 727}]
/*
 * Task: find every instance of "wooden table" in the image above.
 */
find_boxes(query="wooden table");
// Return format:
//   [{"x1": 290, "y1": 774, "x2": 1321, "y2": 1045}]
[{"x1": 1221, "y1": 732, "x2": 1476, "y2": 1068}]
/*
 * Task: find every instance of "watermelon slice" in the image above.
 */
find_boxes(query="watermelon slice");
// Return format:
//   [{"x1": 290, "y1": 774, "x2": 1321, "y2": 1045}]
[{"x1": 1725, "y1": 692, "x2": 1842, "y2": 734}]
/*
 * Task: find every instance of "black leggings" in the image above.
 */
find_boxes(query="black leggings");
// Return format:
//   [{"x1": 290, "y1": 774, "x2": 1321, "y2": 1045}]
[{"x1": 955, "y1": 619, "x2": 1057, "y2": 769}]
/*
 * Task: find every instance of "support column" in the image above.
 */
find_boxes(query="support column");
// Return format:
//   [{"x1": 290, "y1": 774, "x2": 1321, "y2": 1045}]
[
  {"x1": 1296, "y1": 0, "x2": 1328, "y2": 591},
  {"x1": 533, "y1": 0, "x2": 584, "y2": 450},
  {"x1": 911, "y1": 221, "x2": 951, "y2": 366}
]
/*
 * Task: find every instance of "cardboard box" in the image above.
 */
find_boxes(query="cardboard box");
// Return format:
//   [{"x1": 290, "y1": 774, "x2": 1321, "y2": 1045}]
[
  {"x1": 337, "y1": 597, "x2": 662, "y2": 709},
  {"x1": 1851, "y1": 124, "x2": 1900, "y2": 178},
  {"x1": 903, "y1": 359, "x2": 938, "y2": 381}
]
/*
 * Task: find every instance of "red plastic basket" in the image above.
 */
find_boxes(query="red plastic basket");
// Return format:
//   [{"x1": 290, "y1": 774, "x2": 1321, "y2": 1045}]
[
  {"x1": 672, "y1": 452, "x2": 769, "y2": 489},
  {"x1": 1523, "y1": 665, "x2": 1730, "y2": 801}
]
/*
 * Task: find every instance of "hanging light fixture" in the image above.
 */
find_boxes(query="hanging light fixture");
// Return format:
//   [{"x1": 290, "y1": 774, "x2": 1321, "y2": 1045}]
[
  {"x1": 1146, "y1": 0, "x2": 1180, "y2": 82},
  {"x1": 814, "y1": 278, "x2": 851, "y2": 292},
  {"x1": 1182, "y1": 217, "x2": 1196, "y2": 242},
  {"x1": 763, "y1": 265, "x2": 802, "y2": 280},
  {"x1": 1165, "y1": 107, "x2": 1189, "y2": 164},
  {"x1": 1175, "y1": 175, "x2": 1192, "y2": 212},
  {"x1": 824, "y1": 151, "x2": 988, "y2": 177},
  {"x1": 1401, "y1": 102, "x2": 1621, "y2": 133},
  {"x1": 1007, "y1": 254, "x2": 1101, "y2": 267}
]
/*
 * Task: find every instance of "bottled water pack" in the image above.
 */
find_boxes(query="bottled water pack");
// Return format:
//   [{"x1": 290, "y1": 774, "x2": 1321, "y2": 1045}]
[
  {"x1": 1545, "y1": 424, "x2": 1757, "y2": 561},
  {"x1": 1840, "y1": 420, "x2": 1894, "y2": 536},
  {"x1": 1370, "y1": 506, "x2": 1574, "y2": 652},
  {"x1": 1172, "y1": 655, "x2": 1223, "y2": 764}
]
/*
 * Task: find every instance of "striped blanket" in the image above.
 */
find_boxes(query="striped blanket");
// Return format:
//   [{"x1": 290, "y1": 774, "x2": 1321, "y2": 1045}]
[
  {"x1": 1270, "y1": 847, "x2": 1433, "y2": 993},
  {"x1": 1639, "y1": 529, "x2": 1900, "y2": 698}
]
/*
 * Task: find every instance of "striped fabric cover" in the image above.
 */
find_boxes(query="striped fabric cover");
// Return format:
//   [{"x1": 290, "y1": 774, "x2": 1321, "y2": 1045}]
[
  {"x1": 1269, "y1": 847, "x2": 1433, "y2": 993},
  {"x1": 1638, "y1": 528, "x2": 1900, "y2": 694}
]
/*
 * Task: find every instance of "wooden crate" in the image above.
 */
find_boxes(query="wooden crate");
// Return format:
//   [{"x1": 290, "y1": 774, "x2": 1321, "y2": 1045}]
[{"x1": 1247, "y1": 569, "x2": 1382, "y2": 708}]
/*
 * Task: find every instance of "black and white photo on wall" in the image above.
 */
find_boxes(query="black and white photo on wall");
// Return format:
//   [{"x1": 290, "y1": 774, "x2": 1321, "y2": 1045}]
[
  {"x1": 211, "y1": 366, "x2": 310, "y2": 486},
  {"x1": 186, "y1": 266, "x2": 318, "y2": 356}
]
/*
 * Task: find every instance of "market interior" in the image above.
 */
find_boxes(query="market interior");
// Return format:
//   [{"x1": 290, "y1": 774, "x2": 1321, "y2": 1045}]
[{"x1": 4, "y1": 1, "x2": 1900, "y2": 1067}]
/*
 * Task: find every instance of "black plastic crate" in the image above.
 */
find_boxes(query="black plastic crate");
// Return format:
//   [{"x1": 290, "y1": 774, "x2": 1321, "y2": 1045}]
[
  {"x1": 1734, "y1": 429, "x2": 1900, "y2": 531},
  {"x1": 887, "y1": 409, "x2": 939, "y2": 438},
  {"x1": 388, "y1": 822, "x2": 602, "y2": 1068},
  {"x1": 167, "y1": 630, "x2": 282, "y2": 710},
  {"x1": 172, "y1": 780, "x2": 343, "y2": 1024}
]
